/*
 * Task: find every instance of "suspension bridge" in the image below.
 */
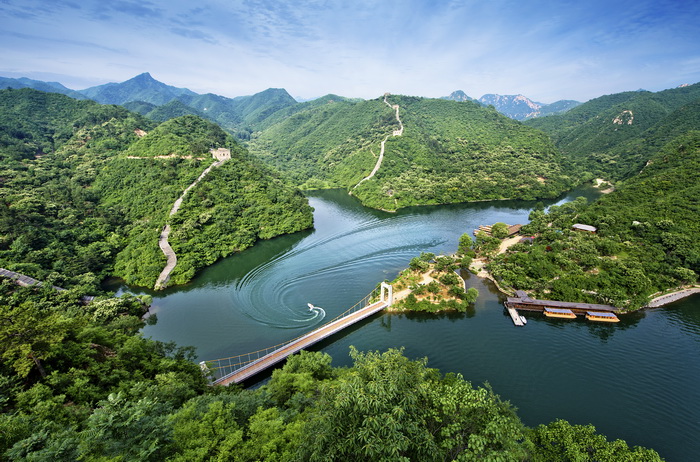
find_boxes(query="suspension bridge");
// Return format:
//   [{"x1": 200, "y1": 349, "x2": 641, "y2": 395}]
[{"x1": 202, "y1": 282, "x2": 393, "y2": 386}]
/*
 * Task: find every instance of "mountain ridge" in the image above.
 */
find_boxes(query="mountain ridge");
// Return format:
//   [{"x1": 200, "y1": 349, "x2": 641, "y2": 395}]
[
  {"x1": 442, "y1": 91, "x2": 581, "y2": 120},
  {"x1": 248, "y1": 94, "x2": 575, "y2": 210},
  {"x1": 524, "y1": 82, "x2": 700, "y2": 179},
  {"x1": 78, "y1": 72, "x2": 198, "y2": 105}
]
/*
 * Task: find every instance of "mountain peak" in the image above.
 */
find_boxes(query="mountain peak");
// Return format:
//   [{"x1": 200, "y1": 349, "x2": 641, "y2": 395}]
[
  {"x1": 133, "y1": 72, "x2": 155, "y2": 81},
  {"x1": 79, "y1": 72, "x2": 196, "y2": 105},
  {"x1": 442, "y1": 90, "x2": 476, "y2": 102},
  {"x1": 478, "y1": 94, "x2": 542, "y2": 120}
]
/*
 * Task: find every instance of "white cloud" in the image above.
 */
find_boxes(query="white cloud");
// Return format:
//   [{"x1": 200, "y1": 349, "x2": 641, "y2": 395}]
[{"x1": 1, "y1": 0, "x2": 699, "y2": 101}]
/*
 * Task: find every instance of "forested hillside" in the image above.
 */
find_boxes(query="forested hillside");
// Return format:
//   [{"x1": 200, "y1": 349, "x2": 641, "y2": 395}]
[
  {"x1": 249, "y1": 95, "x2": 574, "y2": 210},
  {"x1": 485, "y1": 131, "x2": 700, "y2": 309},
  {"x1": 0, "y1": 287, "x2": 661, "y2": 462},
  {"x1": 177, "y1": 87, "x2": 298, "y2": 135},
  {"x1": 526, "y1": 82, "x2": 700, "y2": 179},
  {"x1": 0, "y1": 89, "x2": 313, "y2": 289}
]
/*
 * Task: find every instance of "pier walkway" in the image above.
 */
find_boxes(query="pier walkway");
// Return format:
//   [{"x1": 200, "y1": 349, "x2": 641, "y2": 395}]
[
  {"x1": 506, "y1": 290, "x2": 619, "y2": 314},
  {"x1": 205, "y1": 283, "x2": 393, "y2": 386},
  {"x1": 506, "y1": 304, "x2": 525, "y2": 326}
]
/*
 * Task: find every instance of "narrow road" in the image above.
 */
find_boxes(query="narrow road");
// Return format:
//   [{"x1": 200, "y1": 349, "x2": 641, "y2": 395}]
[
  {"x1": 154, "y1": 159, "x2": 226, "y2": 290},
  {"x1": 353, "y1": 93, "x2": 403, "y2": 189}
]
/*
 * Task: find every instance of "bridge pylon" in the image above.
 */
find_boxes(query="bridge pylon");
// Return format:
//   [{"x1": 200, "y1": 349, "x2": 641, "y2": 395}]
[{"x1": 380, "y1": 282, "x2": 393, "y2": 306}]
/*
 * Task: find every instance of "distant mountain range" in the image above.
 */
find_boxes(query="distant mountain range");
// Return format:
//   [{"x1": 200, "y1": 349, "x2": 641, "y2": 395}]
[
  {"x1": 79, "y1": 72, "x2": 198, "y2": 105},
  {"x1": 442, "y1": 90, "x2": 581, "y2": 120},
  {"x1": 0, "y1": 76, "x2": 89, "y2": 100},
  {"x1": 3, "y1": 73, "x2": 580, "y2": 127},
  {"x1": 1, "y1": 73, "x2": 298, "y2": 134}
]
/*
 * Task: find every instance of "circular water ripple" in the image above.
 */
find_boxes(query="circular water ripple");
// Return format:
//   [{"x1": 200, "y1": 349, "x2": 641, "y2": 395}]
[{"x1": 227, "y1": 211, "x2": 446, "y2": 328}]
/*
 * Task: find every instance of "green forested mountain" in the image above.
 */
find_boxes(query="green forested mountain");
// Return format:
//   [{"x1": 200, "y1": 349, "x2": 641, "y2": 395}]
[
  {"x1": 142, "y1": 99, "x2": 209, "y2": 122},
  {"x1": 441, "y1": 90, "x2": 478, "y2": 102},
  {"x1": 525, "y1": 82, "x2": 700, "y2": 179},
  {"x1": 0, "y1": 88, "x2": 132, "y2": 161},
  {"x1": 0, "y1": 89, "x2": 313, "y2": 288},
  {"x1": 177, "y1": 87, "x2": 298, "y2": 134},
  {"x1": 486, "y1": 130, "x2": 700, "y2": 309},
  {"x1": 251, "y1": 93, "x2": 359, "y2": 132},
  {"x1": 122, "y1": 99, "x2": 210, "y2": 124},
  {"x1": 249, "y1": 95, "x2": 574, "y2": 210},
  {"x1": 121, "y1": 100, "x2": 158, "y2": 115},
  {"x1": 537, "y1": 99, "x2": 581, "y2": 117},
  {"x1": 78, "y1": 73, "x2": 299, "y2": 135},
  {"x1": 0, "y1": 76, "x2": 88, "y2": 100},
  {"x1": 0, "y1": 81, "x2": 681, "y2": 460},
  {"x1": 79, "y1": 72, "x2": 198, "y2": 105}
]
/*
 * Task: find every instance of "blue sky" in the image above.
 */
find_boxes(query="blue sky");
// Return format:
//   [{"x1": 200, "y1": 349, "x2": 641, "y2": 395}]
[{"x1": 1, "y1": 0, "x2": 699, "y2": 102}]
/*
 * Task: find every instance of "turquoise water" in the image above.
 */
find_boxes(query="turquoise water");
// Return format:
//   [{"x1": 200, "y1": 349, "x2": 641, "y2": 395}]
[{"x1": 116, "y1": 187, "x2": 698, "y2": 461}]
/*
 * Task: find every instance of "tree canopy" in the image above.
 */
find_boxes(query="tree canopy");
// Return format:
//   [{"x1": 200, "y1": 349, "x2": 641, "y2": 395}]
[
  {"x1": 248, "y1": 95, "x2": 574, "y2": 210},
  {"x1": 0, "y1": 89, "x2": 313, "y2": 288}
]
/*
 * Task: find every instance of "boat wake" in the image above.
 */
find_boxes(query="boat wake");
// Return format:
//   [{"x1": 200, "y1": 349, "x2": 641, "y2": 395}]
[{"x1": 299, "y1": 303, "x2": 326, "y2": 324}]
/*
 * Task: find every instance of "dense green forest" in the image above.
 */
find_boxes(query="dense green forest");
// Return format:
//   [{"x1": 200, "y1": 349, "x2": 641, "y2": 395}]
[
  {"x1": 249, "y1": 95, "x2": 574, "y2": 210},
  {"x1": 0, "y1": 281, "x2": 661, "y2": 460},
  {"x1": 525, "y1": 82, "x2": 700, "y2": 180},
  {"x1": 483, "y1": 131, "x2": 700, "y2": 309},
  {"x1": 0, "y1": 89, "x2": 313, "y2": 288},
  {"x1": 3, "y1": 79, "x2": 696, "y2": 459}
]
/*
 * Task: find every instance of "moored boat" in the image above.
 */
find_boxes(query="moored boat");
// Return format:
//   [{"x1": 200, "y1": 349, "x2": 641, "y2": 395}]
[
  {"x1": 543, "y1": 307, "x2": 577, "y2": 319},
  {"x1": 585, "y1": 311, "x2": 620, "y2": 322}
]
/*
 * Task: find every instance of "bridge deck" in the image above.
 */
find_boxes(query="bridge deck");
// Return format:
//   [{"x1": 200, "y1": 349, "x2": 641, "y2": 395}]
[{"x1": 214, "y1": 300, "x2": 387, "y2": 386}]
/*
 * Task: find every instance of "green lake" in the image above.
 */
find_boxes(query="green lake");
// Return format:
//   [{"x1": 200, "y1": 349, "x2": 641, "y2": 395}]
[{"x1": 114, "y1": 187, "x2": 699, "y2": 461}]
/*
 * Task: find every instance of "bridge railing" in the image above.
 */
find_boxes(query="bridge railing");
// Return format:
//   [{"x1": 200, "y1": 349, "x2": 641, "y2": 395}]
[{"x1": 201, "y1": 287, "x2": 382, "y2": 382}]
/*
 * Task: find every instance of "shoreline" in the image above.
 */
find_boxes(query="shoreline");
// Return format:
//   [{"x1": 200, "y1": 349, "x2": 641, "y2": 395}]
[
  {"x1": 471, "y1": 230, "x2": 700, "y2": 312},
  {"x1": 472, "y1": 263, "x2": 700, "y2": 312}
]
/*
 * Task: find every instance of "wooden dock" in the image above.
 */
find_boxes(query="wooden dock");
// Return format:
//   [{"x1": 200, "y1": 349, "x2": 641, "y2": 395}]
[
  {"x1": 213, "y1": 299, "x2": 388, "y2": 386},
  {"x1": 505, "y1": 290, "x2": 618, "y2": 314},
  {"x1": 506, "y1": 305, "x2": 525, "y2": 326}
]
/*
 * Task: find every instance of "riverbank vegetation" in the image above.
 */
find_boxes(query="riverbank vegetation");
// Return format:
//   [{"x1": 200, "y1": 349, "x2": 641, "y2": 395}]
[
  {"x1": 0, "y1": 282, "x2": 661, "y2": 460},
  {"x1": 389, "y1": 252, "x2": 478, "y2": 312},
  {"x1": 480, "y1": 132, "x2": 699, "y2": 310},
  {"x1": 0, "y1": 89, "x2": 313, "y2": 288},
  {"x1": 248, "y1": 95, "x2": 575, "y2": 210}
]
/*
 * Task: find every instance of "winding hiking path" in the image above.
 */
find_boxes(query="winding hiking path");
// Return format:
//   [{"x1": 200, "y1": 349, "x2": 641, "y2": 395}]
[
  {"x1": 353, "y1": 93, "x2": 404, "y2": 189},
  {"x1": 154, "y1": 158, "x2": 226, "y2": 290}
]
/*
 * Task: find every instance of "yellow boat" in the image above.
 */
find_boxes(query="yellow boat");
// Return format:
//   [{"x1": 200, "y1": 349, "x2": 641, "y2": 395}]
[
  {"x1": 543, "y1": 307, "x2": 577, "y2": 319},
  {"x1": 585, "y1": 311, "x2": 620, "y2": 323}
]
